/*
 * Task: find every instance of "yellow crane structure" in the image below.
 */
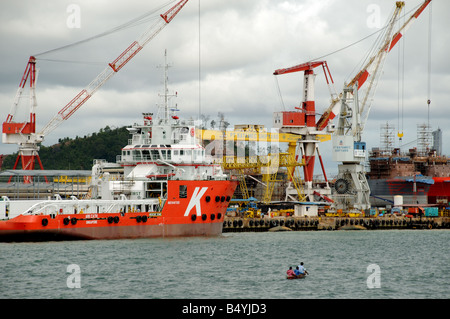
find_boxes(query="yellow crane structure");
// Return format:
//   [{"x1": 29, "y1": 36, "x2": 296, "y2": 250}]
[{"x1": 200, "y1": 125, "x2": 330, "y2": 203}]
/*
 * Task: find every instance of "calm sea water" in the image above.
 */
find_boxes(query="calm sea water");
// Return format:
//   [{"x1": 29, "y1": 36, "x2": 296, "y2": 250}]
[{"x1": 0, "y1": 230, "x2": 448, "y2": 299}]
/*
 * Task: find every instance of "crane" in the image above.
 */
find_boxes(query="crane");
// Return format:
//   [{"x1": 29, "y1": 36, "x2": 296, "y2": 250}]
[
  {"x1": 273, "y1": 61, "x2": 339, "y2": 201},
  {"x1": 2, "y1": 0, "x2": 190, "y2": 183},
  {"x1": 331, "y1": 0, "x2": 432, "y2": 212}
]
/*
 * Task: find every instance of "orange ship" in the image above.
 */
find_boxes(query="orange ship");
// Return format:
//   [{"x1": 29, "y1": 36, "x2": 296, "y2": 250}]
[
  {"x1": 0, "y1": 179, "x2": 236, "y2": 241},
  {"x1": 0, "y1": 64, "x2": 237, "y2": 241}
]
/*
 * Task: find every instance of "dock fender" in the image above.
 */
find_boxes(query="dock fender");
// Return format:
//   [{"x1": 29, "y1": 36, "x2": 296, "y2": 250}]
[
  {"x1": 41, "y1": 218, "x2": 48, "y2": 227},
  {"x1": 63, "y1": 217, "x2": 70, "y2": 225},
  {"x1": 71, "y1": 217, "x2": 77, "y2": 225}
]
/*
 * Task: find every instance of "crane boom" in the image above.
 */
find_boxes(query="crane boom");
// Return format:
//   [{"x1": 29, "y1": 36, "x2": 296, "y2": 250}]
[
  {"x1": 38, "y1": 0, "x2": 189, "y2": 138},
  {"x1": 316, "y1": 0, "x2": 432, "y2": 132},
  {"x1": 331, "y1": 0, "x2": 432, "y2": 212},
  {"x1": 2, "y1": 0, "x2": 190, "y2": 183}
]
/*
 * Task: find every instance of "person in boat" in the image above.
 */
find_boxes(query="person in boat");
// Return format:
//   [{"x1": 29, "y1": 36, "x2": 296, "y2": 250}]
[
  {"x1": 286, "y1": 266, "x2": 295, "y2": 277},
  {"x1": 293, "y1": 266, "x2": 302, "y2": 277},
  {"x1": 298, "y1": 262, "x2": 308, "y2": 275}
]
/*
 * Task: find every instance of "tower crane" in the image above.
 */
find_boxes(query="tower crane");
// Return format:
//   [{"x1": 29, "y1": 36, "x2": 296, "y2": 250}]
[
  {"x1": 2, "y1": 0, "x2": 190, "y2": 183},
  {"x1": 330, "y1": 0, "x2": 432, "y2": 212},
  {"x1": 273, "y1": 61, "x2": 340, "y2": 201}
]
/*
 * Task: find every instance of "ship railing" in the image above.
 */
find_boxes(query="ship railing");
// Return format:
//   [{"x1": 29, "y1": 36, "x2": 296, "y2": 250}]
[
  {"x1": 22, "y1": 197, "x2": 160, "y2": 216},
  {"x1": 128, "y1": 138, "x2": 152, "y2": 145}
]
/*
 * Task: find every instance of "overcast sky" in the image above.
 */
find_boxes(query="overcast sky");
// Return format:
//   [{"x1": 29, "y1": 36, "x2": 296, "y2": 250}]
[{"x1": 0, "y1": 0, "x2": 447, "y2": 176}]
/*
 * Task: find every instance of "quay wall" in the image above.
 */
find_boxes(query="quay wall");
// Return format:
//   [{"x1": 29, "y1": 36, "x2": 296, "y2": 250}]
[{"x1": 223, "y1": 216, "x2": 450, "y2": 232}]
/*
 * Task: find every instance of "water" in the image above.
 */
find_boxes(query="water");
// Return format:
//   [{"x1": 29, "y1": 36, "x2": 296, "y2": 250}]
[{"x1": 0, "y1": 230, "x2": 448, "y2": 299}]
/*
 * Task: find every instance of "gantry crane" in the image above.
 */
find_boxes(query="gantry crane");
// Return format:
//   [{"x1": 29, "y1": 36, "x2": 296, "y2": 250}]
[
  {"x1": 330, "y1": 0, "x2": 432, "y2": 212},
  {"x1": 2, "y1": 0, "x2": 190, "y2": 183},
  {"x1": 200, "y1": 125, "x2": 335, "y2": 203},
  {"x1": 272, "y1": 61, "x2": 340, "y2": 202}
]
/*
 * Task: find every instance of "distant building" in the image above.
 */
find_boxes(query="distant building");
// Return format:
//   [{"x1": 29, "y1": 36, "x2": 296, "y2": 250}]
[{"x1": 432, "y1": 128, "x2": 442, "y2": 156}]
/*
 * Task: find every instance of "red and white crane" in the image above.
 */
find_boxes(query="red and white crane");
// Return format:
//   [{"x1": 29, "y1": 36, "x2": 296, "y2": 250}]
[
  {"x1": 273, "y1": 0, "x2": 431, "y2": 205},
  {"x1": 330, "y1": 0, "x2": 432, "y2": 212},
  {"x1": 2, "y1": 0, "x2": 190, "y2": 183},
  {"x1": 273, "y1": 61, "x2": 339, "y2": 201},
  {"x1": 317, "y1": 0, "x2": 432, "y2": 134}
]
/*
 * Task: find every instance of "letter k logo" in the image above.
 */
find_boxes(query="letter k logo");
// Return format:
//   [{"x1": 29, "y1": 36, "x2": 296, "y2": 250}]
[{"x1": 184, "y1": 187, "x2": 208, "y2": 216}]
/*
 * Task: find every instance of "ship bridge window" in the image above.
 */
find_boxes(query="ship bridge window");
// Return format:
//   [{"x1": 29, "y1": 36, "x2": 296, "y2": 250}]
[
  {"x1": 133, "y1": 150, "x2": 142, "y2": 160},
  {"x1": 142, "y1": 150, "x2": 151, "y2": 160},
  {"x1": 151, "y1": 149, "x2": 160, "y2": 160},
  {"x1": 179, "y1": 185, "x2": 187, "y2": 198},
  {"x1": 161, "y1": 150, "x2": 167, "y2": 160}
]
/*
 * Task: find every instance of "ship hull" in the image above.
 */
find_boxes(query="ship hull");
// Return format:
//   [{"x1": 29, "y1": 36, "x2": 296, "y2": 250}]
[
  {"x1": 0, "y1": 219, "x2": 224, "y2": 242},
  {"x1": 368, "y1": 177, "x2": 433, "y2": 206},
  {"x1": 428, "y1": 177, "x2": 450, "y2": 206},
  {"x1": 0, "y1": 180, "x2": 238, "y2": 242}
]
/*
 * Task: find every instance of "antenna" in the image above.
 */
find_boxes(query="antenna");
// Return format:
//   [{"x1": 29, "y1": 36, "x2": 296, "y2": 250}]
[{"x1": 157, "y1": 50, "x2": 177, "y2": 122}]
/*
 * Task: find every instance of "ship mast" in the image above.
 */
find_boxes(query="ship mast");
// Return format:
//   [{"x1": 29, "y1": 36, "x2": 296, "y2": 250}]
[{"x1": 158, "y1": 50, "x2": 177, "y2": 123}]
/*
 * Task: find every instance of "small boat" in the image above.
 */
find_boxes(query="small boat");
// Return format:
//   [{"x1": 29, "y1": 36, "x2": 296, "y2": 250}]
[{"x1": 286, "y1": 274, "x2": 306, "y2": 280}]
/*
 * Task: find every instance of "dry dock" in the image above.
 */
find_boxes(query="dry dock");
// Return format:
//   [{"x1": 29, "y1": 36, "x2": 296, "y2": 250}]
[{"x1": 223, "y1": 216, "x2": 450, "y2": 232}]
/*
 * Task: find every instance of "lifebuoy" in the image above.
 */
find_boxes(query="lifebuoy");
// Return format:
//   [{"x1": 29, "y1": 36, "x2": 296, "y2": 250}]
[{"x1": 41, "y1": 218, "x2": 48, "y2": 227}]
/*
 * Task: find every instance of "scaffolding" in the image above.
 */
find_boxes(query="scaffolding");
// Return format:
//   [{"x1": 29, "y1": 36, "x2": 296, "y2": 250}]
[{"x1": 417, "y1": 123, "x2": 432, "y2": 156}]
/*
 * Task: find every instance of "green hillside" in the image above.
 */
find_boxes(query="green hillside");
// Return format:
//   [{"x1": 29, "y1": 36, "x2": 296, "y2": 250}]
[{"x1": 1, "y1": 126, "x2": 130, "y2": 170}]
